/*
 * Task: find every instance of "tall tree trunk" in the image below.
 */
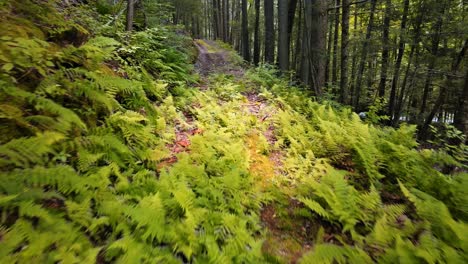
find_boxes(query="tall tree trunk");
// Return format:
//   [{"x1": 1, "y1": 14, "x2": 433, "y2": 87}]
[
  {"x1": 420, "y1": 40, "x2": 467, "y2": 138},
  {"x1": 309, "y1": 0, "x2": 328, "y2": 95},
  {"x1": 349, "y1": 5, "x2": 359, "y2": 99},
  {"x1": 377, "y1": 0, "x2": 390, "y2": 100},
  {"x1": 218, "y1": 0, "x2": 224, "y2": 40},
  {"x1": 125, "y1": 0, "x2": 134, "y2": 31},
  {"x1": 419, "y1": 4, "x2": 445, "y2": 121},
  {"x1": 224, "y1": 0, "x2": 230, "y2": 42},
  {"x1": 340, "y1": 0, "x2": 350, "y2": 104},
  {"x1": 287, "y1": 0, "x2": 299, "y2": 49},
  {"x1": 388, "y1": 0, "x2": 409, "y2": 119},
  {"x1": 254, "y1": 0, "x2": 261, "y2": 65},
  {"x1": 264, "y1": 0, "x2": 275, "y2": 64},
  {"x1": 278, "y1": 0, "x2": 289, "y2": 72},
  {"x1": 332, "y1": 0, "x2": 340, "y2": 87},
  {"x1": 293, "y1": 0, "x2": 303, "y2": 72},
  {"x1": 325, "y1": 11, "x2": 334, "y2": 86},
  {"x1": 213, "y1": 0, "x2": 219, "y2": 39},
  {"x1": 301, "y1": 0, "x2": 312, "y2": 85},
  {"x1": 353, "y1": 0, "x2": 377, "y2": 109},
  {"x1": 241, "y1": 0, "x2": 250, "y2": 61},
  {"x1": 393, "y1": 0, "x2": 425, "y2": 126},
  {"x1": 454, "y1": 69, "x2": 468, "y2": 139}
]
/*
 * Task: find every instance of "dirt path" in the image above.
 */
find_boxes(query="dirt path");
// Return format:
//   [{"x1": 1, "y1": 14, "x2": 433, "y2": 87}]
[
  {"x1": 194, "y1": 39, "x2": 244, "y2": 77},
  {"x1": 192, "y1": 40, "x2": 310, "y2": 263}
]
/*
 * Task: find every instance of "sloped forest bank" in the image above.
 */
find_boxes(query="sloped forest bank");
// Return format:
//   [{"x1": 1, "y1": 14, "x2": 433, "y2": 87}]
[{"x1": 0, "y1": 1, "x2": 467, "y2": 263}]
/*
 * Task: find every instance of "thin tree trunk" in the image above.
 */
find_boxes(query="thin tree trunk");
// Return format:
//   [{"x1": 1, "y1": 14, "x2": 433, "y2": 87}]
[
  {"x1": 225, "y1": 0, "x2": 230, "y2": 42},
  {"x1": 264, "y1": 0, "x2": 275, "y2": 64},
  {"x1": 241, "y1": 0, "x2": 250, "y2": 61},
  {"x1": 419, "y1": 4, "x2": 445, "y2": 121},
  {"x1": 218, "y1": 0, "x2": 224, "y2": 40},
  {"x1": 376, "y1": 0, "x2": 391, "y2": 100},
  {"x1": 254, "y1": 0, "x2": 261, "y2": 65},
  {"x1": 420, "y1": 40, "x2": 467, "y2": 138},
  {"x1": 332, "y1": 0, "x2": 340, "y2": 87},
  {"x1": 125, "y1": 0, "x2": 134, "y2": 31},
  {"x1": 287, "y1": 0, "x2": 299, "y2": 49},
  {"x1": 388, "y1": 0, "x2": 409, "y2": 119},
  {"x1": 349, "y1": 4, "x2": 358, "y2": 101},
  {"x1": 325, "y1": 11, "x2": 334, "y2": 86},
  {"x1": 278, "y1": 0, "x2": 289, "y2": 72},
  {"x1": 353, "y1": 0, "x2": 377, "y2": 109},
  {"x1": 454, "y1": 69, "x2": 468, "y2": 138},
  {"x1": 213, "y1": 0, "x2": 219, "y2": 39},
  {"x1": 293, "y1": 0, "x2": 303, "y2": 72},
  {"x1": 393, "y1": 0, "x2": 425, "y2": 126},
  {"x1": 340, "y1": 0, "x2": 350, "y2": 104}
]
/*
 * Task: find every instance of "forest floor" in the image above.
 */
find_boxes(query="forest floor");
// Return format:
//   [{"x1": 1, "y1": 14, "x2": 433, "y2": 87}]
[{"x1": 190, "y1": 39, "x2": 313, "y2": 263}]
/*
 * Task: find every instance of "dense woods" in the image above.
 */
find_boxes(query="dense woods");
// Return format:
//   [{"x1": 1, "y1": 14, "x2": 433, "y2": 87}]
[
  {"x1": 171, "y1": 0, "x2": 467, "y2": 139},
  {"x1": 0, "y1": 0, "x2": 467, "y2": 263}
]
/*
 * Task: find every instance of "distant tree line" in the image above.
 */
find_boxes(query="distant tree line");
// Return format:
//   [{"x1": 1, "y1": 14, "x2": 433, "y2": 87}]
[{"x1": 118, "y1": 0, "x2": 467, "y2": 139}]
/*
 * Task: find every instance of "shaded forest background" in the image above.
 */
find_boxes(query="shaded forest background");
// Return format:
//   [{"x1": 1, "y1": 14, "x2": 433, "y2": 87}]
[{"x1": 124, "y1": 0, "x2": 467, "y2": 139}]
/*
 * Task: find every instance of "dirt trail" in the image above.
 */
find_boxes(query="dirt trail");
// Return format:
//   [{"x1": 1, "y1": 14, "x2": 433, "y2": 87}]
[
  {"x1": 192, "y1": 40, "x2": 310, "y2": 263},
  {"x1": 194, "y1": 39, "x2": 244, "y2": 77}
]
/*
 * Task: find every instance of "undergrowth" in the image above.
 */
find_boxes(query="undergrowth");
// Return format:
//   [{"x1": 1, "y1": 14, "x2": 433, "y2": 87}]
[{"x1": 0, "y1": 1, "x2": 467, "y2": 263}]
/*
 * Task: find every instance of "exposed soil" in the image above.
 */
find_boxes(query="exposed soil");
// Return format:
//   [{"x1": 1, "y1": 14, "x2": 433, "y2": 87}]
[{"x1": 194, "y1": 39, "x2": 244, "y2": 77}]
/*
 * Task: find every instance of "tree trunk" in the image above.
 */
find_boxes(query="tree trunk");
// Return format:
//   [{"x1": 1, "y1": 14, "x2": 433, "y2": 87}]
[
  {"x1": 254, "y1": 0, "x2": 261, "y2": 65},
  {"x1": 419, "y1": 5, "x2": 445, "y2": 121},
  {"x1": 332, "y1": 0, "x2": 340, "y2": 87},
  {"x1": 340, "y1": 0, "x2": 350, "y2": 104},
  {"x1": 264, "y1": 0, "x2": 275, "y2": 64},
  {"x1": 125, "y1": 0, "x2": 134, "y2": 31},
  {"x1": 241, "y1": 0, "x2": 250, "y2": 61},
  {"x1": 293, "y1": 0, "x2": 303, "y2": 72},
  {"x1": 353, "y1": 0, "x2": 377, "y2": 109},
  {"x1": 454, "y1": 69, "x2": 468, "y2": 139},
  {"x1": 376, "y1": 0, "x2": 391, "y2": 100},
  {"x1": 309, "y1": 0, "x2": 328, "y2": 95},
  {"x1": 388, "y1": 0, "x2": 409, "y2": 119},
  {"x1": 392, "y1": 0, "x2": 425, "y2": 126},
  {"x1": 223, "y1": 0, "x2": 230, "y2": 42},
  {"x1": 278, "y1": 0, "x2": 289, "y2": 72},
  {"x1": 325, "y1": 11, "x2": 334, "y2": 86},
  {"x1": 420, "y1": 40, "x2": 467, "y2": 138},
  {"x1": 213, "y1": 0, "x2": 219, "y2": 39},
  {"x1": 287, "y1": 0, "x2": 299, "y2": 49}
]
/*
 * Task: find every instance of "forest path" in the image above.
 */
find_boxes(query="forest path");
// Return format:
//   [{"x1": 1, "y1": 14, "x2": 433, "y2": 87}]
[
  {"x1": 194, "y1": 39, "x2": 244, "y2": 77},
  {"x1": 192, "y1": 40, "x2": 312, "y2": 264}
]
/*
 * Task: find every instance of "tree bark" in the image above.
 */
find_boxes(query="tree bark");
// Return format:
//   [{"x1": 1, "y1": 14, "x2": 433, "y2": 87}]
[
  {"x1": 278, "y1": 0, "x2": 289, "y2": 72},
  {"x1": 377, "y1": 0, "x2": 390, "y2": 100},
  {"x1": 388, "y1": 0, "x2": 409, "y2": 120},
  {"x1": 125, "y1": 0, "x2": 134, "y2": 31},
  {"x1": 293, "y1": 0, "x2": 303, "y2": 72},
  {"x1": 254, "y1": 0, "x2": 261, "y2": 65},
  {"x1": 213, "y1": 0, "x2": 219, "y2": 39},
  {"x1": 340, "y1": 0, "x2": 350, "y2": 104},
  {"x1": 454, "y1": 69, "x2": 468, "y2": 139},
  {"x1": 353, "y1": 0, "x2": 377, "y2": 109},
  {"x1": 420, "y1": 40, "x2": 467, "y2": 138},
  {"x1": 264, "y1": 0, "x2": 275, "y2": 64},
  {"x1": 287, "y1": 0, "x2": 299, "y2": 49},
  {"x1": 392, "y1": 0, "x2": 425, "y2": 126},
  {"x1": 332, "y1": 0, "x2": 340, "y2": 87},
  {"x1": 241, "y1": 0, "x2": 250, "y2": 61},
  {"x1": 310, "y1": 0, "x2": 328, "y2": 95}
]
